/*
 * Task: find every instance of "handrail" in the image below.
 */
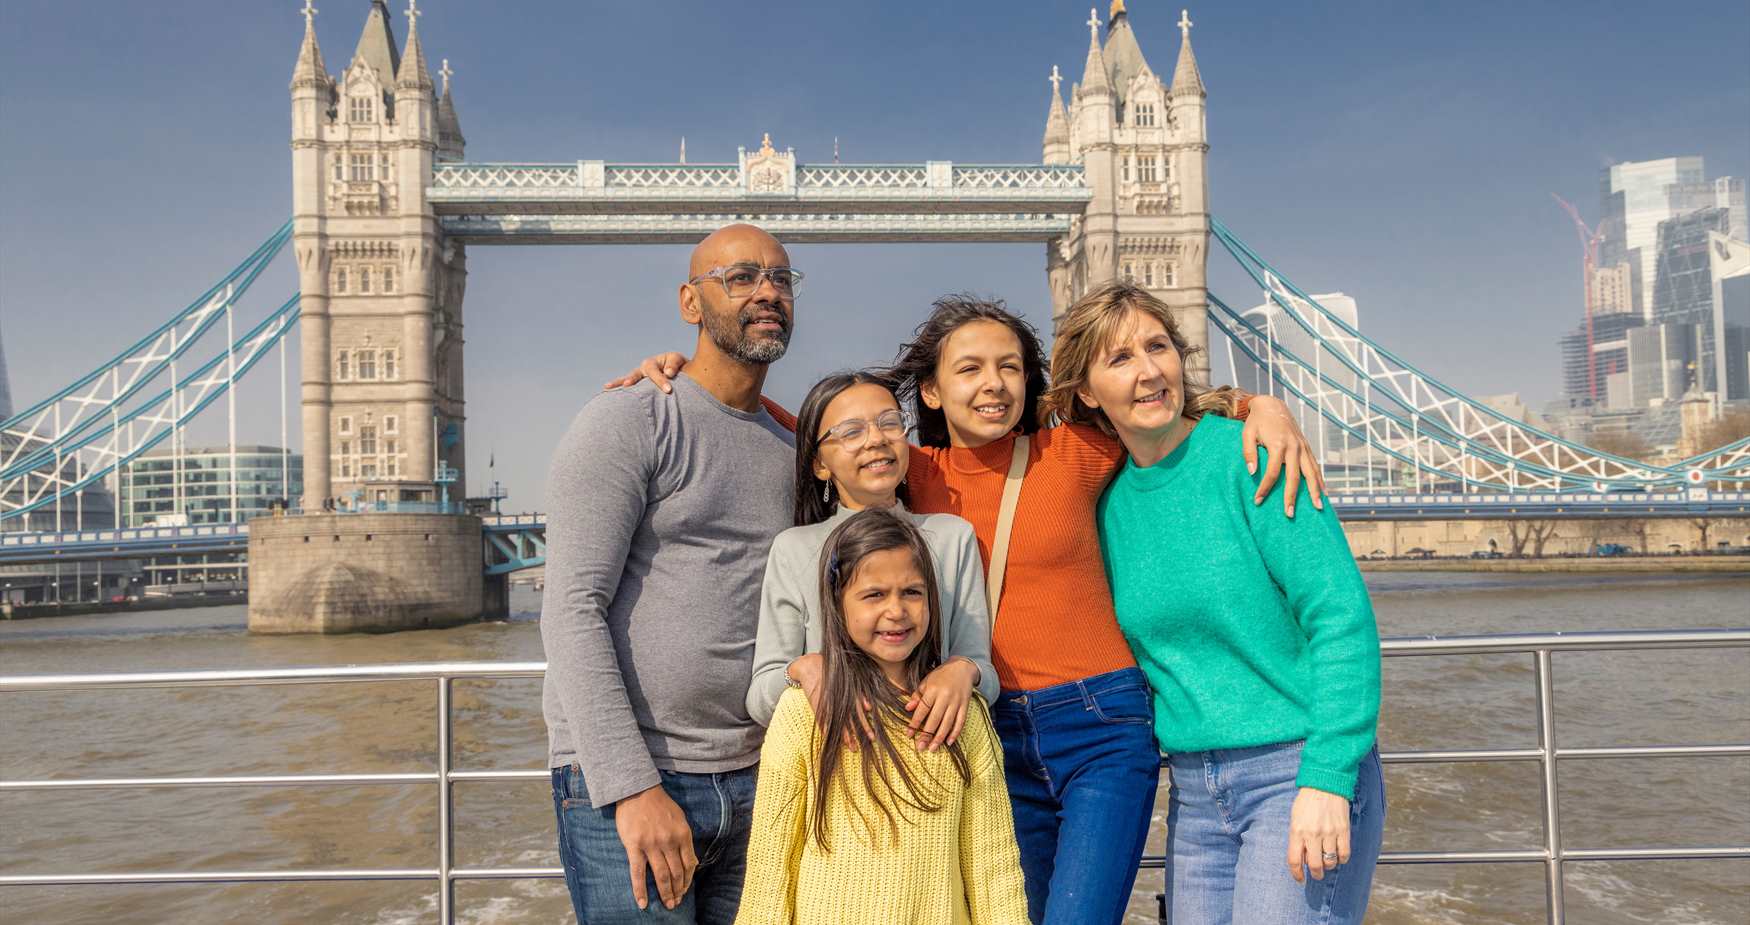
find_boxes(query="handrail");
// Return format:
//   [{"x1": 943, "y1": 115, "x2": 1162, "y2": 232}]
[{"x1": 2, "y1": 629, "x2": 1746, "y2": 925}]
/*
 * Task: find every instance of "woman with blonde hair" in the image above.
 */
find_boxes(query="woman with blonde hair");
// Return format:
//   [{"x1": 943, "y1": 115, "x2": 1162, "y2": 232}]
[{"x1": 1044, "y1": 282, "x2": 1384, "y2": 925}]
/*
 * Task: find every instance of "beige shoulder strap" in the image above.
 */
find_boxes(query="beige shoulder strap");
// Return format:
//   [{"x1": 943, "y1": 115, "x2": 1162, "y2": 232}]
[{"x1": 985, "y1": 434, "x2": 1030, "y2": 626}]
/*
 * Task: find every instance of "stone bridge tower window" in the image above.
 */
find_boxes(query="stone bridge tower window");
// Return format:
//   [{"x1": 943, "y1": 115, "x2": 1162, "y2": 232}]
[{"x1": 349, "y1": 96, "x2": 374, "y2": 123}]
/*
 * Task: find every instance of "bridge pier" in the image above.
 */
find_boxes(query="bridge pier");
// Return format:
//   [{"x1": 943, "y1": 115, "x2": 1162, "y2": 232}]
[{"x1": 247, "y1": 513, "x2": 488, "y2": 634}]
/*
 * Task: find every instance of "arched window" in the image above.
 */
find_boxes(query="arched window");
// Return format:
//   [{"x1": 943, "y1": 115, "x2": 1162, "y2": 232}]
[
  {"x1": 334, "y1": 267, "x2": 348, "y2": 294},
  {"x1": 381, "y1": 266, "x2": 396, "y2": 294},
  {"x1": 358, "y1": 268, "x2": 372, "y2": 294}
]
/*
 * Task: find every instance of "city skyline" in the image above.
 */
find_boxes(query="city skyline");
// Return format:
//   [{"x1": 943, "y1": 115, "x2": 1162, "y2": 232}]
[{"x1": 2, "y1": 1, "x2": 1746, "y2": 510}]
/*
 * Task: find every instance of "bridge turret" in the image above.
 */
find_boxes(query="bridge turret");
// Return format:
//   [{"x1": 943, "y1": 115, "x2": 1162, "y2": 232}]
[
  {"x1": 290, "y1": 0, "x2": 462, "y2": 510},
  {"x1": 1046, "y1": 6, "x2": 1212, "y2": 380}
]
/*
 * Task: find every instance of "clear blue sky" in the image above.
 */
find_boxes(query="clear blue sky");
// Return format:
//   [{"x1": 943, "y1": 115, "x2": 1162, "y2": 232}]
[{"x1": 2, "y1": 1, "x2": 1746, "y2": 509}]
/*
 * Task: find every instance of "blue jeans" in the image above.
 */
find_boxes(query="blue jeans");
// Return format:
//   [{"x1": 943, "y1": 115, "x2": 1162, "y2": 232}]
[
  {"x1": 551, "y1": 763, "x2": 758, "y2": 924},
  {"x1": 1163, "y1": 743, "x2": 1385, "y2": 925},
  {"x1": 993, "y1": 666, "x2": 1162, "y2": 925}
]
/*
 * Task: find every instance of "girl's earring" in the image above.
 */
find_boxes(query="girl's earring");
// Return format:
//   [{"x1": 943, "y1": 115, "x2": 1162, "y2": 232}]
[{"x1": 822, "y1": 480, "x2": 832, "y2": 504}]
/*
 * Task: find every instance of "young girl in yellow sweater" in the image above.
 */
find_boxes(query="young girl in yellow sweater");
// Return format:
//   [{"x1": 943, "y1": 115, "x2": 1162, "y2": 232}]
[{"x1": 734, "y1": 508, "x2": 1030, "y2": 925}]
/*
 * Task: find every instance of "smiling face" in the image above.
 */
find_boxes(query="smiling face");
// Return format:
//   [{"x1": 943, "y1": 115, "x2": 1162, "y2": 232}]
[
  {"x1": 680, "y1": 224, "x2": 794, "y2": 366},
  {"x1": 1076, "y1": 308, "x2": 1187, "y2": 447},
  {"x1": 839, "y1": 546, "x2": 931, "y2": 686},
  {"x1": 920, "y1": 320, "x2": 1027, "y2": 448},
  {"x1": 812, "y1": 383, "x2": 910, "y2": 511}
]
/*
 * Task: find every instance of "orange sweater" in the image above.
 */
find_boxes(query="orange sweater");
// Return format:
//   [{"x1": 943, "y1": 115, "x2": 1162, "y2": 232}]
[{"x1": 908, "y1": 424, "x2": 1133, "y2": 692}]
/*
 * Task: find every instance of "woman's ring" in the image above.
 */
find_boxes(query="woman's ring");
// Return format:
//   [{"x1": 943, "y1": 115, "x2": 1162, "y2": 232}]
[{"x1": 1321, "y1": 851, "x2": 1340, "y2": 863}]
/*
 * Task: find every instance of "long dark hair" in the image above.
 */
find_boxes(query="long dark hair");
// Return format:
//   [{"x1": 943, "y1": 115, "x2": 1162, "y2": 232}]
[
  {"x1": 812, "y1": 508, "x2": 971, "y2": 850},
  {"x1": 792, "y1": 370, "x2": 909, "y2": 527},
  {"x1": 887, "y1": 294, "x2": 1050, "y2": 448}
]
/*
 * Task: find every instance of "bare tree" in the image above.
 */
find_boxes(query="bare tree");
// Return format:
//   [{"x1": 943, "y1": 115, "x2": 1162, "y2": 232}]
[
  {"x1": 1692, "y1": 518, "x2": 1713, "y2": 552},
  {"x1": 1530, "y1": 521, "x2": 1560, "y2": 557},
  {"x1": 1506, "y1": 519, "x2": 1562, "y2": 557}
]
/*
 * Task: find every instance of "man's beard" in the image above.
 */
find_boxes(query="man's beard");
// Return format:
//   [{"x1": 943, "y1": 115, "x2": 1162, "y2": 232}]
[{"x1": 703, "y1": 304, "x2": 791, "y2": 365}]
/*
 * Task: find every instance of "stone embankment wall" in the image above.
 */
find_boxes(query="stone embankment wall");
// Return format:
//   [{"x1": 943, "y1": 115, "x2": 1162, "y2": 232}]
[
  {"x1": 1341, "y1": 518, "x2": 1750, "y2": 559},
  {"x1": 248, "y1": 513, "x2": 497, "y2": 633}
]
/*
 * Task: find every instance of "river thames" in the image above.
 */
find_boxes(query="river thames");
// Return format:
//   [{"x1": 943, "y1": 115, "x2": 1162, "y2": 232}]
[{"x1": 2, "y1": 571, "x2": 1746, "y2": 924}]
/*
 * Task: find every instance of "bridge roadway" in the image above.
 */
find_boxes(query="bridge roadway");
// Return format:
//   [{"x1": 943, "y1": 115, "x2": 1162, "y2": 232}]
[{"x1": 3, "y1": 494, "x2": 1747, "y2": 570}]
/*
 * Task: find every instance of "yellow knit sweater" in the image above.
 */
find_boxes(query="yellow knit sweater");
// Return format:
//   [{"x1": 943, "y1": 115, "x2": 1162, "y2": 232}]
[{"x1": 733, "y1": 688, "x2": 1031, "y2": 925}]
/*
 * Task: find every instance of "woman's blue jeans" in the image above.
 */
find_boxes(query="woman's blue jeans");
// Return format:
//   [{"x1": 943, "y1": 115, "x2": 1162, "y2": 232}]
[
  {"x1": 1163, "y1": 742, "x2": 1386, "y2": 925},
  {"x1": 992, "y1": 666, "x2": 1161, "y2": 925}
]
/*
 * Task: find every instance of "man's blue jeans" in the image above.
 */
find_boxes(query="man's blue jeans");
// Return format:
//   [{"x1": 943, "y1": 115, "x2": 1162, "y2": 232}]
[
  {"x1": 992, "y1": 666, "x2": 1162, "y2": 925},
  {"x1": 551, "y1": 763, "x2": 758, "y2": 924},
  {"x1": 1163, "y1": 743, "x2": 1386, "y2": 925}
]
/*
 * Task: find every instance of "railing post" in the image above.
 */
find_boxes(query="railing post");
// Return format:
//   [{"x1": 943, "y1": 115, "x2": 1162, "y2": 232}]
[
  {"x1": 437, "y1": 676, "x2": 454, "y2": 923},
  {"x1": 1535, "y1": 649, "x2": 1565, "y2": 924}
]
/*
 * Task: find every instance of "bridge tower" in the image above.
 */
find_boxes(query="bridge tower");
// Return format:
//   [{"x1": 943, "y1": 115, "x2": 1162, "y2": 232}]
[
  {"x1": 1045, "y1": 2, "x2": 1210, "y2": 378},
  {"x1": 291, "y1": 0, "x2": 468, "y2": 511}
]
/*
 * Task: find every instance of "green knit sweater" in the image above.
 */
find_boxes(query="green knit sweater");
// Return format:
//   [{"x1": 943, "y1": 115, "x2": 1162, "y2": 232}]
[{"x1": 1097, "y1": 415, "x2": 1381, "y2": 799}]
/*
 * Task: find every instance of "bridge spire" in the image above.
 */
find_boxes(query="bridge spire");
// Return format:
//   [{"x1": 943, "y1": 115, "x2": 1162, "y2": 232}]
[
  {"x1": 291, "y1": 0, "x2": 328, "y2": 87},
  {"x1": 1170, "y1": 8, "x2": 1205, "y2": 97},
  {"x1": 1079, "y1": 7, "x2": 1113, "y2": 96},
  {"x1": 1043, "y1": 66, "x2": 1070, "y2": 162},
  {"x1": 349, "y1": 0, "x2": 400, "y2": 87},
  {"x1": 437, "y1": 59, "x2": 465, "y2": 160},
  {"x1": 397, "y1": 0, "x2": 433, "y2": 90}
]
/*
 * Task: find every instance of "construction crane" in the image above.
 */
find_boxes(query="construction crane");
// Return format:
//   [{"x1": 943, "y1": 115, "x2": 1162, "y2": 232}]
[{"x1": 1553, "y1": 194, "x2": 1607, "y2": 402}]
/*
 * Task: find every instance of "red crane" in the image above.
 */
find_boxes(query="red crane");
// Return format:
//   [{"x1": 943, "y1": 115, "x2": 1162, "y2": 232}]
[{"x1": 1553, "y1": 194, "x2": 1607, "y2": 402}]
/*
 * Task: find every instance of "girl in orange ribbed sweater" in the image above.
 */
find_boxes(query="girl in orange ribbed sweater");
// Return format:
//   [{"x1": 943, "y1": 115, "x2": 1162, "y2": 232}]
[{"x1": 885, "y1": 295, "x2": 1321, "y2": 925}]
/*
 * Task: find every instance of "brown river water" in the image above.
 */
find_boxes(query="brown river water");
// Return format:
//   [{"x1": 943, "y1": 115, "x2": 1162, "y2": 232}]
[{"x1": 2, "y1": 572, "x2": 1746, "y2": 924}]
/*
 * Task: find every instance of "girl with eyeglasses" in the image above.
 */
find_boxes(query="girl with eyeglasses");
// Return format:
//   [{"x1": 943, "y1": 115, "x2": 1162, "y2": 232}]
[{"x1": 746, "y1": 371, "x2": 999, "y2": 755}]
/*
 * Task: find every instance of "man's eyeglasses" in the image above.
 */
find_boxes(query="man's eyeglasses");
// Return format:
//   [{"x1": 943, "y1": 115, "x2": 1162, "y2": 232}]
[
  {"x1": 688, "y1": 265, "x2": 804, "y2": 299},
  {"x1": 817, "y1": 410, "x2": 909, "y2": 448}
]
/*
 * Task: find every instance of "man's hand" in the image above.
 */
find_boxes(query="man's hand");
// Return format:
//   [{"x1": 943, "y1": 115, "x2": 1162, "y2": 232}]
[
  {"x1": 905, "y1": 657, "x2": 979, "y2": 751},
  {"x1": 614, "y1": 784, "x2": 697, "y2": 910},
  {"x1": 1240, "y1": 394, "x2": 1326, "y2": 517},
  {"x1": 603, "y1": 352, "x2": 689, "y2": 393}
]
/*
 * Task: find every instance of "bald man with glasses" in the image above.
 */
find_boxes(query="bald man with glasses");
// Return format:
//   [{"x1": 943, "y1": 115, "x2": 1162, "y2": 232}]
[{"x1": 541, "y1": 224, "x2": 803, "y2": 923}]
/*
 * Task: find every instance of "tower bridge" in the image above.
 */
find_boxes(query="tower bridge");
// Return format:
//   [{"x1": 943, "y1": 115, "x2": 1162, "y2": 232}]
[{"x1": 3, "y1": 1, "x2": 1748, "y2": 622}]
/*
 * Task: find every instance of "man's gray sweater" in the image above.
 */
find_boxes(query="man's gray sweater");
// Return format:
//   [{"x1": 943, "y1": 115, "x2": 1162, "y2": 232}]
[{"x1": 540, "y1": 374, "x2": 793, "y2": 807}]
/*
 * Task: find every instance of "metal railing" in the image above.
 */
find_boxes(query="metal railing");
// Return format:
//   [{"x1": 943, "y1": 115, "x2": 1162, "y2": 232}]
[{"x1": 2, "y1": 629, "x2": 1747, "y2": 924}]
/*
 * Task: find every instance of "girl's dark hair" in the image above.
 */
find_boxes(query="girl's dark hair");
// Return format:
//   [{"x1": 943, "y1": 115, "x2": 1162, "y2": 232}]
[
  {"x1": 811, "y1": 508, "x2": 971, "y2": 850},
  {"x1": 792, "y1": 370, "x2": 910, "y2": 527},
  {"x1": 887, "y1": 294, "x2": 1050, "y2": 448}
]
